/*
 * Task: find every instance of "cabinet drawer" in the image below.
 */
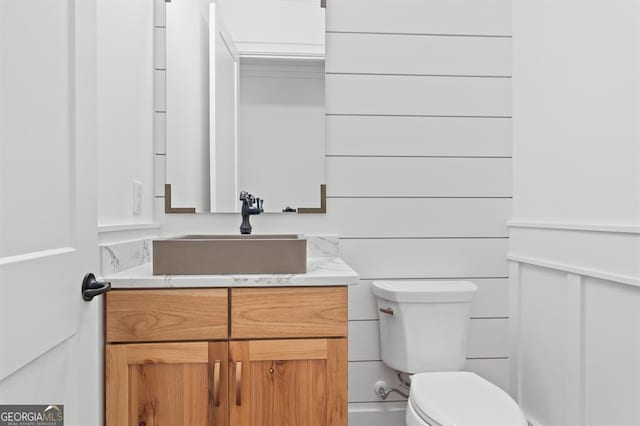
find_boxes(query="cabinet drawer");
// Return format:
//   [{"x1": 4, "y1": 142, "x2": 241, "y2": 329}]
[
  {"x1": 106, "y1": 289, "x2": 228, "y2": 342},
  {"x1": 231, "y1": 287, "x2": 347, "y2": 338}
]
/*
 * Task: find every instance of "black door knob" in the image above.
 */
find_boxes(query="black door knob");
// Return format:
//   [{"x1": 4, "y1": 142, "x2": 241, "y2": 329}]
[{"x1": 81, "y1": 273, "x2": 111, "y2": 301}]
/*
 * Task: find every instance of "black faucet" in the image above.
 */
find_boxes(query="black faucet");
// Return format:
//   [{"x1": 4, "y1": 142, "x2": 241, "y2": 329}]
[{"x1": 239, "y1": 191, "x2": 264, "y2": 235}]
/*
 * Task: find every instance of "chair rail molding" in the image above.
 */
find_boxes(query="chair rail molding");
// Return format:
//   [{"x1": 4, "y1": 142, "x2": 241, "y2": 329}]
[
  {"x1": 508, "y1": 220, "x2": 640, "y2": 235},
  {"x1": 508, "y1": 222, "x2": 640, "y2": 289},
  {"x1": 508, "y1": 255, "x2": 640, "y2": 289}
]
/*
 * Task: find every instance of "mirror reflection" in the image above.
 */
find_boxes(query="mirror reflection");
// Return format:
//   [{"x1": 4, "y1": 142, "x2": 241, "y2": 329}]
[{"x1": 165, "y1": 0, "x2": 326, "y2": 213}]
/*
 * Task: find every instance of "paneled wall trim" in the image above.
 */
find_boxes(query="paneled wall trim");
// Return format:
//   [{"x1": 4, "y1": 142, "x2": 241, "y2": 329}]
[
  {"x1": 508, "y1": 262, "x2": 587, "y2": 426},
  {"x1": 509, "y1": 255, "x2": 640, "y2": 425},
  {"x1": 510, "y1": 224, "x2": 640, "y2": 424}
]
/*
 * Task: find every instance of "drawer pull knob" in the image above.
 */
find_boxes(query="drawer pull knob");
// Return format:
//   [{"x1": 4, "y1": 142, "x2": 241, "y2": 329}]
[
  {"x1": 235, "y1": 361, "x2": 243, "y2": 406},
  {"x1": 213, "y1": 360, "x2": 221, "y2": 407},
  {"x1": 379, "y1": 307, "x2": 394, "y2": 315}
]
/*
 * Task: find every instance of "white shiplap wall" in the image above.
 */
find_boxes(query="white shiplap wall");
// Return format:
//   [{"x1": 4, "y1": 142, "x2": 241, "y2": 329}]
[
  {"x1": 155, "y1": 1, "x2": 512, "y2": 424},
  {"x1": 325, "y1": 0, "x2": 512, "y2": 424}
]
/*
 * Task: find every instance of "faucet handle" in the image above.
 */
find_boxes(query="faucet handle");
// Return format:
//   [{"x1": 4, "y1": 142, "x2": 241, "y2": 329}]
[{"x1": 239, "y1": 191, "x2": 255, "y2": 204}]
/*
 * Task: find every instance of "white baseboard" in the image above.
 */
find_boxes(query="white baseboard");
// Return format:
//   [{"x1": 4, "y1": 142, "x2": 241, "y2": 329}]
[{"x1": 348, "y1": 402, "x2": 406, "y2": 426}]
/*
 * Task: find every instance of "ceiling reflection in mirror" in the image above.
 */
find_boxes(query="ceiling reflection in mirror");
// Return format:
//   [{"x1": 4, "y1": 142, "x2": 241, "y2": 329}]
[{"x1": 165, "y1": 0, "x2": 326, "y2": 213}]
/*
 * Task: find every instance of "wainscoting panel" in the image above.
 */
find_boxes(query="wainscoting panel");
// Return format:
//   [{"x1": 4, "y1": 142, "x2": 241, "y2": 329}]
[
  {"x1": 583, "y1": 276, "x2": 640, "y2": 425},
  {"x1": 509, "y1": 224, "x2": 640, "y2": 425}
]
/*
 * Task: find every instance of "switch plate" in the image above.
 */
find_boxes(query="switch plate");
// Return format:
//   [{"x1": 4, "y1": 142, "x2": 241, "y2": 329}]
[{"x1": 133, "y1": 181, "x2": 143, "y2": 216}]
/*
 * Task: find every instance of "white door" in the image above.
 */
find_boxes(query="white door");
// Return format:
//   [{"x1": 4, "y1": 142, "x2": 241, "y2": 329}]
[{"x1": 0, "y1": 0, "x2": 101, "y2": 425}]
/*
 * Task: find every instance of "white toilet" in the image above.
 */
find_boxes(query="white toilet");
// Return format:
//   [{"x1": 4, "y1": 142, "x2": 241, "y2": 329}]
[{"x1": 372, "y1": 281, "x2": 527, "y2": 426}]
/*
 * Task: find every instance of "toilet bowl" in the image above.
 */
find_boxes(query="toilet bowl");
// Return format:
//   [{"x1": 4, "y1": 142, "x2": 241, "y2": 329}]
[
  {"x1": 372, "y1": 281, "x2": 527, "y2": 426},
  {"x1": 406, "y1": 372, "x2": 526, "y2": 426}
]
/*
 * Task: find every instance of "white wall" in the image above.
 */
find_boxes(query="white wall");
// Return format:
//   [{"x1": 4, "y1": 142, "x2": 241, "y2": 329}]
[
  {"x1": 156, "y1": 1, "x2": 512, "y2": 424},
  {"x1": 512, "y1": 2, "x2": 640, "y2": 225},
  {"x1": 97, "y1": 0, "x2": 155, "y2": 228},
  {"x1": 510, "y1": 1, "x2": 640, "y2": 425}
]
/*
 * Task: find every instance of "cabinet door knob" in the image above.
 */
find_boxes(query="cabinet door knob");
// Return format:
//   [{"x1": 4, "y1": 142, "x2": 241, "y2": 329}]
[
  {"x1": 235, "y1": 361, "x2": 243, "y2": 406},
  {"x1": 213, "y1": 360, "x2": 221, "y2": 407},
  {"x1": 379, "y1": 307, "x2": 394, "y2": 315}
]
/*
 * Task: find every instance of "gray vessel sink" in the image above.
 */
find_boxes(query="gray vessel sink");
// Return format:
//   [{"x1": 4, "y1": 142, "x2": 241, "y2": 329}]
[{"x1": 152, "y1": 234, "x2": 307, "y2": 275}]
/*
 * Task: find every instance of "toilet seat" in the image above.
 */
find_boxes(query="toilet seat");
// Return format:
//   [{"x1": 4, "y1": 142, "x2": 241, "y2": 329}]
[{"x1": 409, "y1": 371, "x2": 527, "y2": 426}]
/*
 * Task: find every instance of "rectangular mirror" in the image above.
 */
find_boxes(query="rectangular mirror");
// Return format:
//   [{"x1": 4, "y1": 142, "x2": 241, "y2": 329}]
[{"x1": 165, "y1": 0, "x2": 326, "y2": 213}]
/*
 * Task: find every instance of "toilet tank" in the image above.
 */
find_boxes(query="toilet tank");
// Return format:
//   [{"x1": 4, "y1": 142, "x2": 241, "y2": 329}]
[{"x1": 372, "y1": 281, "x2": 477, "y2": 374}]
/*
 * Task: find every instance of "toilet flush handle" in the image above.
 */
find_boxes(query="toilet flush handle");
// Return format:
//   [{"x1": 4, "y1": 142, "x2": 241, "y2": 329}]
[{"x1": 379, "y1": 307, "x2": 394, "y2": 315}]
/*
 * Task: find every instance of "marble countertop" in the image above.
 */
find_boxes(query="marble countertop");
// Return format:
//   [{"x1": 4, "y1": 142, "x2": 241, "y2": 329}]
[{"x1": 104, "y1": 256, "x2": 359, "y2": 288}]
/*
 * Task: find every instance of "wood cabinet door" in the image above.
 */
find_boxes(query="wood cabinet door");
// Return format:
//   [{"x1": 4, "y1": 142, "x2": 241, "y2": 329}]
[
  {"x1": 229, "y1": 339, "x2": 347, "y2": 426},
  {"x1": 106, "y1": 341, "x2": 228, "y2": 426}
]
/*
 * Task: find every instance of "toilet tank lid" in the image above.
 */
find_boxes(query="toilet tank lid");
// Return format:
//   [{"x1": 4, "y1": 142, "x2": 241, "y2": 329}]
[{"x1": 372, "y1": 281, "x2": 477, "y2": 303}]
